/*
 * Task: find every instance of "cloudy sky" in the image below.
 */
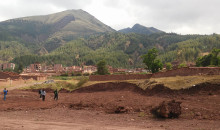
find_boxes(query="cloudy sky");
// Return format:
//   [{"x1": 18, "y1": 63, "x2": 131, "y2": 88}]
[{"x1": 0, "y1": 0, "x2": 219, "y2": 34}]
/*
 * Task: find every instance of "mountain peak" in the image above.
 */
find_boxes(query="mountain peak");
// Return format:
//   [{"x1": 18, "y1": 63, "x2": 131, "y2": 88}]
[
  {"x1": 118, "y1": 23, "x2": 164, "y2": 35},
  {"x1": 0, "y1": 9, "x2": 115, "y2": 52},
  {"x1": 133, "y1": 23, "x2": 142, "y2": 27}
]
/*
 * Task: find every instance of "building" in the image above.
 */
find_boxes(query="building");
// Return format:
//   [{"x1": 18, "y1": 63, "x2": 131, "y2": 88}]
[
  {"x1": 54, "y1": 64, "x2": 63, "y2": 72},
  {"x1": 0, "y1": 63, "x2": 15, "y2": 71},
  {"x1": 83, "y1": 65, "x2": 97, "y2": 74}
]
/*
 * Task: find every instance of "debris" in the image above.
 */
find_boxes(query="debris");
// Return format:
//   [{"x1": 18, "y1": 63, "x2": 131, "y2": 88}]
[
  {"x1": 195, "y1": 112, "x2": 201, "y2": 116},
  {"x1": 151, "y1": 100, "x2": 182, "y2": 118}
]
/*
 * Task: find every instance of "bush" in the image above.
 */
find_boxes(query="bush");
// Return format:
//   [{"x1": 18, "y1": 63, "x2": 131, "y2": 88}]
[
  {"x1": 178, "y1": 63, "x2": 187, "y2": 68},
  {"x1": 83, "y1": 73, "x2": 90, "y2": 76},
  {"x1": 166, "y1": 62, "x2": 172, "y2": 70},
  {"x1": 73, "y1": 72, "x2": 82, "y2": 76},
  {"x1": 61, "y1": 77, "x2": 68, "y2": 80},
  {"x1": 76, "y1": 77, "x2": 88, "y2": 88},
  {"x1": 113, "y1": 72, "x2": 126, "y2": 75},
  {"x1": 61, "y1": 73, "x2": 68, "y2": 76}
]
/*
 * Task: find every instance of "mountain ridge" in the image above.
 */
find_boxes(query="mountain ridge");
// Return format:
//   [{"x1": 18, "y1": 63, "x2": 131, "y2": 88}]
[
  {"x1": 118, "y1": 23, "x2": 164, "y2": 35},
  {"x1": 1, "y1": 9, "x2": 218, "y2": 68},
  {"x1": 0, "y1": 9, "x2": 116, "y2": 54}
]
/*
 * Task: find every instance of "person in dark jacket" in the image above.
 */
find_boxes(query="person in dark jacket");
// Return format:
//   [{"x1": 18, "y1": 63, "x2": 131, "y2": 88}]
[
  {"x1": 3, "y1": 88, "x2": 8, "y2": 101},
  {"x1": 54, "y1": 89, "x2": 58, "y2": 100},
  {"x1": 39, "y1": 89, "x2": 42, "y2": 98}
]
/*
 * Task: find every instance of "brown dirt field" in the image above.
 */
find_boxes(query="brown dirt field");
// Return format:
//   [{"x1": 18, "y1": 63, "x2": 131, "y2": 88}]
[{"x1": 0, "y1": 82, "x2": 220, "y2": 130}]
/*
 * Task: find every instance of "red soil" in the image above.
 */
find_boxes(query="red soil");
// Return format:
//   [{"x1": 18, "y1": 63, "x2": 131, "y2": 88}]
[{"x1": 0, "y1": 82, "x2": 219, "y2": 129}]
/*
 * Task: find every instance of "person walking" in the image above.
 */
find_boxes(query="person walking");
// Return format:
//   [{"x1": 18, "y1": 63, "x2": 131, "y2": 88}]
[
  {"x1": 39, "y1": 89, "x2": 42, "y2": 98},
  {"x1": 54, "y1": 89, "x2": 58, "y2": 100},
  {"x1": 3, "y1": 88, "x2": 8, "y2": 101},
  {"x1": 41, "y1": 89, "x2": 46, "y2": 101}
]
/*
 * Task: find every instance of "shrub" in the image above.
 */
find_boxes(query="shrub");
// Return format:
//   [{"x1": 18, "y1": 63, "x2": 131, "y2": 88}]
[
  {"x1": 166, "y1": 62, "x2": 172, "y2": 70},
  {"x1": 75, "y1": 77, "x2": 88, "y2": 88},
  {"x1": 74, "y1": 72, "x2": 82, "y2": 76},
  {"x1": 178, "y1": 63, "x2": 187, "y2": 68},
  {"x1": 83, "y1": 73, "x2": 90, "y2": 76},
  {"x1": 61, "y1": 73, "x2": 68, "y2": 76}
]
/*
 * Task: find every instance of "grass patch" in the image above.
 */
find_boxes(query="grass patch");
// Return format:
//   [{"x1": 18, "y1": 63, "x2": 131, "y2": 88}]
[
  {"x1": 139, "y1": 75, "x2": 220, "y2": 90},
  {"x1": 22, "y1": 76, "x2": 89, "y2": 91},
  {"x1": 138, "y1": 112, "x2": 146, "y2": 117}
]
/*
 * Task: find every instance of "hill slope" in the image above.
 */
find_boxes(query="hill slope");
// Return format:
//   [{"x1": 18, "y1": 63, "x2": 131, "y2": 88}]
[
  {"x1": 0, "y1": 9, "x2": 115, "y2": 55},
  {"x1": 12, "y1": 32, "x2": 211, "y2": 68}
]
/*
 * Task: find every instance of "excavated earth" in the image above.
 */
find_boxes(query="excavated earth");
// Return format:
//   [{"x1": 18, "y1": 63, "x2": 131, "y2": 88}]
[{"x1": 0, "y1": 82, "x2": 220, "y2": 130}]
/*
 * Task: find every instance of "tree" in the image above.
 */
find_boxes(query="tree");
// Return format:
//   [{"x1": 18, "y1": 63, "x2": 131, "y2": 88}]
[
  {"x1": 210, "y1": 48, "x2": 220, "y2": 66},
  {"x1": 96, "y1": 60, "x2": 109, "y2": 75},
  {"x1": 196, "y1": 55, "x2": 212, "y2": 67},
  {"x1": 196, "y1": 48, "x2": 220, "y2": 67},
  {"x1": 178, "y1": 63, "x2": 187, "y2": 68},
  {"x1": 166, "y1": 62, "x2": 172, "y2": 70},
  {"x1": 142, "y1": 48, "x2": 163, "y2": 73},
  {"x1": 14, "y1": 63, "x2": 24, "y2": 74}
]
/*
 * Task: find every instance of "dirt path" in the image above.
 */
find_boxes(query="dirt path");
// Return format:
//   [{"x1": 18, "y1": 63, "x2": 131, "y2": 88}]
[
  {"x1": 0, "y1": 117, "x2": 146, "y2": 130},
  {"x1": 1, "y1": 108, "x2": 219, "y2": 130}
]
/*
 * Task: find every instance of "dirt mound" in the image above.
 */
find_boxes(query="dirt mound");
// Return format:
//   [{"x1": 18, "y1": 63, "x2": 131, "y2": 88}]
[
  {"x1": 59, "y1": 88, "x2": 71, "y2": 93},
  {"x1": 26, "y1": 88, "x2": 69, "y2": 93},
  {"x1": 151, "y1": 100, "x2": 182, "y2": 118},
  {"x1": 179, "y1": 82, "x2": 220, "y2": 95},
  {"x1": 144, "y1": 82, "x2": 220, "y2": 96},
  {"x1": 26, "y1": 82, "x2": 220, "y2": 97},
  {"x1": 104, "y1": 105, "x2": 133, "y2": 114},
  {"x1": 72, "y1": 82, "x2": 145, "y2": 94},
  {"x1": 145, "y1": 84, "x2": 175, "y2": 96}
]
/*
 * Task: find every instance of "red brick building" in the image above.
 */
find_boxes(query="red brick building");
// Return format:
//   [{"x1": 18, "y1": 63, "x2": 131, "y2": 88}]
[{"x1": 0, "y1": 63, "x2": 15, "y2": 70}]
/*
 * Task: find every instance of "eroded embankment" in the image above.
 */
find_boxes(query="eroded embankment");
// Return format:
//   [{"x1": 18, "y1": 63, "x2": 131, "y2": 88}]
[
  {"x1": 26, "y1": 81, "x2": 220, "y2": 96},
  {"x1": 72, "y1": 82, "x2": 220, "y2": 96},
  {"x1": 72, "y1": 82, "x2": 145, "y2": 94}
]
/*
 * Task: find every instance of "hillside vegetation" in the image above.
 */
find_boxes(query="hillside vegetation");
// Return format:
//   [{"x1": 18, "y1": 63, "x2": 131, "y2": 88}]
[
  {"x1": 11, "y1": 32, "x2": 220, "y2": 68},
  {"x1": 0, "y1": 9, "x2": 114, "y2": 61},
  {"x1": 0, "y1": 10, "x2": 219, "y2": 68}
]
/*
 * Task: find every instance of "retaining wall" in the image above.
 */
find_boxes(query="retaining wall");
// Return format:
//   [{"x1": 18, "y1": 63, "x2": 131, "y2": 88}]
[
  {"x1": 89, "y1": 74, "x2": 152, "y2": 81},
  {"x1": 89, "y1": 67, "x2": 220, "y2": 81},
  {"x1": 0, "y1": 78, "x2": 26, "y2": 86},
  {"x1": 152, "y1": 67, "x2": 220, "y2": 78}
]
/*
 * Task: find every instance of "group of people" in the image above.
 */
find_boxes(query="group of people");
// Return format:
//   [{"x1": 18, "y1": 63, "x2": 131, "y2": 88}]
[
  {"x1": 2, "y1": 87, "x2": 58, "y2": 101},
  {"x1": 38, "y1": 89, "x2": 58, "y2": 101}
]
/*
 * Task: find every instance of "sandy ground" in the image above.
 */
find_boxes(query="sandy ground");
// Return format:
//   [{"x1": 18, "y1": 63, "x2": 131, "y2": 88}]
[
  {"x1": 1, "y1": 108, "x2": 220, "y2": 130},
  {"x1": 0, "y1": 82, "x2": 219, "y2": 130}
]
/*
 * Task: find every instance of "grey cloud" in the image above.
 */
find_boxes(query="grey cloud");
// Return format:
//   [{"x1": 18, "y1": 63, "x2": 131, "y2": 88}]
[
  {"x1": 127, "y1": 0, "x2": 220, "y2": 33},
  {"x1": 0, "y1": 0, "x2": 220, "y2": 34}
]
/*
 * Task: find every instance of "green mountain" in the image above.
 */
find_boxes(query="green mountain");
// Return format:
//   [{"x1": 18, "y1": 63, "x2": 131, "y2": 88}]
[
  {"x1": 0, "y1": 10, "x2": 219, "y2": 68},
  {"x1": 118, "y1": 24, "x2": 164, "y2": 35},
  {"x1": 0, "y1": 41, "x2": 30, "y2": 63},
  {"x1": 0, "y1": 9, "x2": 115, "y2": 56},
  {"x1": 12, "y1": 32, "x2": 214, "y2": 68},
  {"x1": 159, "y1": 34, "x2": 220, "y2": 63}
]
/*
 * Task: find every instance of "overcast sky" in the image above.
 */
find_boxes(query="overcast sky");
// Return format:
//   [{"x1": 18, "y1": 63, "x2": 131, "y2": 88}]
[{"x1": 0, "y1": 0, "x2": 219, "y2": 34}]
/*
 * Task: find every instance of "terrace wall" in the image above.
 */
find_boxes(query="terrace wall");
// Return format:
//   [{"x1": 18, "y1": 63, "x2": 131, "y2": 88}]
[
  {"x1": 89, "y1": 74, "x2": 152, "y2": 81},
  {"x1": 0, "y1": 71, "x2": 47, "y2": 86},
  {"x1": 89, "y1": 67, "x2": 220, "y2": 81},
  {"x1": 0, "y1": 78, "x2": 26, "y2": 86},
  {"x1": 152, "y1": 67, "x2": 220, "y2": 78}
]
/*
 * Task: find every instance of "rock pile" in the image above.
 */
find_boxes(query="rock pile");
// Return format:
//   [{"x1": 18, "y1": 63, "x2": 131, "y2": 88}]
[{"x1": 151, "y1": 100, "x2": 181, "y2": 118}]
